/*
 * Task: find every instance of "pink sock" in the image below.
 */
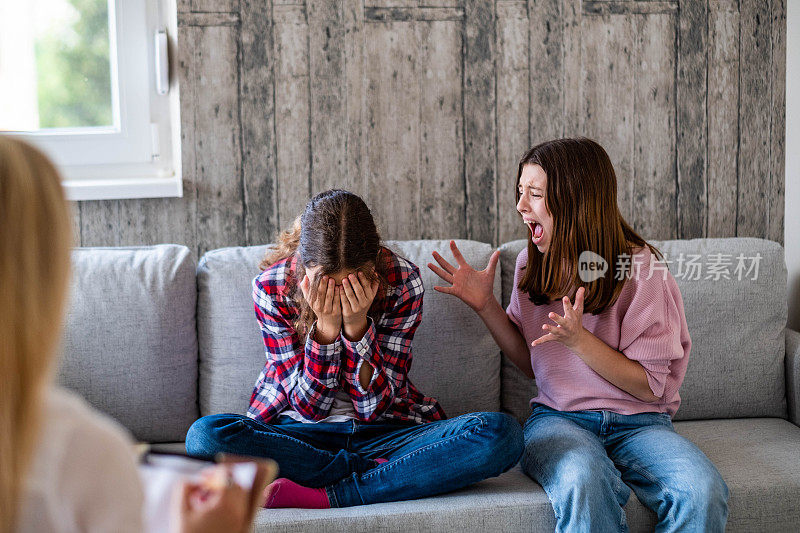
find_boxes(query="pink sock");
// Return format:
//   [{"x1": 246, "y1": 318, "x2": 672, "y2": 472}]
[
  {"x1": 375, "y1": 458, "x2": 389, "y2": 464},
  {"x1": 263, "y1": 478, "x2": 330, "y2": 509}
]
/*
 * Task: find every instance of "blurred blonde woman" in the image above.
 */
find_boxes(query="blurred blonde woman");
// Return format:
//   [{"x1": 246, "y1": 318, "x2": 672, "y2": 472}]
[{"x1": 0, "y1": 137, "x2": 269, "y2": 533}]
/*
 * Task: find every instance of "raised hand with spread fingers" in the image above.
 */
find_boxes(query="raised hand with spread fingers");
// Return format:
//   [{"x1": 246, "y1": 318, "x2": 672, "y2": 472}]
[
  {"x1": 428, "y1": 240, "x2": 500, "y2": 313},
  {"x1": 532, "y1": 287, "x2": 587, "y2": 350},
  {"x1": 427, "y1": 240, "x2": 532, "y2": 378}
]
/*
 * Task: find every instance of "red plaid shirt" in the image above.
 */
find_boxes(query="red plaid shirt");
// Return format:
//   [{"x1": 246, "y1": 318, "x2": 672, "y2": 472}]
[{"x1": 247, "y1": 247, "x2": 446, "y2": 424}]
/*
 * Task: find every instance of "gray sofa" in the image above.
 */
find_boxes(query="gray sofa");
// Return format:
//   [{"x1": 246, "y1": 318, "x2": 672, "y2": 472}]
[{"x1": 58, "y1": 237, "x2": 800, "y2": 532}]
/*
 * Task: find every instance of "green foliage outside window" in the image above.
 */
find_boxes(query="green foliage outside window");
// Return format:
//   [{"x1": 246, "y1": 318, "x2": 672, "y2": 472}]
[{"x1": 35, "y1": 0, "x2": 112, "y2": 129}]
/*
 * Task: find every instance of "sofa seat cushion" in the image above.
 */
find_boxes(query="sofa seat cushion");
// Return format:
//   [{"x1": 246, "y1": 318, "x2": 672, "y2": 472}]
[{"x1": 252, "y1": 418, "x2": 800, "y2": 532}]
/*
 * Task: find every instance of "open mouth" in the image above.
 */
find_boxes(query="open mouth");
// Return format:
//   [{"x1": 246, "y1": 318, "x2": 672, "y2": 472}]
[{"x1": 526, "y1": 221, "x2": 544, "y2": 244}]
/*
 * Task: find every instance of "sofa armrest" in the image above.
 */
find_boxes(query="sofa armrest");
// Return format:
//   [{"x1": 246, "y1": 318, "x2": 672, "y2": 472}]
[{"x1": 787, "y1": 328, "x2": 800, "y2": 426}]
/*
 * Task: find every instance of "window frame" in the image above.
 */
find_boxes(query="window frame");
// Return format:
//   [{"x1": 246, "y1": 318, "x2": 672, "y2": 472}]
[{"x1": 1, "y1": 0, "x2": 181, "y2": 201}]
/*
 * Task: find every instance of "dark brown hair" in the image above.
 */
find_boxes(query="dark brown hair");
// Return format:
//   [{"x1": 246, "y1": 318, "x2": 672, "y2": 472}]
[
  {"x1": 260, "y1": 189, "x2": 388, "y2": 335},
  {"x1": 516, "y1": 137, "x2": 662, "y2": 315}
]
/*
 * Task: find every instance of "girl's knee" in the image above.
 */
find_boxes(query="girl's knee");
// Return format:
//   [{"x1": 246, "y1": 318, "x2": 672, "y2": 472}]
[
  {"x1": 674, "y1": 466, "x2": 729, "y2": 510},
  {"x1": 523, "y1": 447, "x2": 620, "y2": 499},
  {"x1": 480, "y1": 412, "x2": 524, "y2": 468},
  {"x1": 184, "y1": 413, "x2": 241, "y2": 457}
]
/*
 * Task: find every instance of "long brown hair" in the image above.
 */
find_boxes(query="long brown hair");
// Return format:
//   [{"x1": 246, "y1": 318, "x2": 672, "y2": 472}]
[
  {"x1": 516, "y1": 137, "x2": 662, "y2": 315},
  {"x1": 0, "y1": 138, "x2": 73, "y2": 533},
  {"x1": 260, "y1": 189, "x2": 389, "y2": 335}
]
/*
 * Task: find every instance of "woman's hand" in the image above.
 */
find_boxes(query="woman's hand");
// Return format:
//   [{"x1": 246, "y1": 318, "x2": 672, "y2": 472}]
[
  {"x1": 173, "y1": 461, "x2": 276, "y2": 533},
  {"x1": 428, "y1": 240, "x2": 500, "y2": 315},
  {"x1": 532, "y1": 287, "x2": 587, "y2": 350},
  {"x1": 172, "y1": 467, "x2": 248, "y2": 533},
  {"x1": 300, "y1": 275, "x2": 342, "y2": 344},
  {"x1": 340, "y1": 271, "x2": 379, "y2": 342}
]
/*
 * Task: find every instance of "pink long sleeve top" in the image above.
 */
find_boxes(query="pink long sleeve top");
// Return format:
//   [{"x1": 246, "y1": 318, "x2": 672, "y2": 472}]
[{"x1": 507, "y1": 246, "x2": 691, "y2": 417}]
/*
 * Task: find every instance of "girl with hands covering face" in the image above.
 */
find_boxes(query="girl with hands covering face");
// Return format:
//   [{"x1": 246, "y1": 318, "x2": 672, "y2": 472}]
[
  {"x1": 186, "y1": 189, "x2": 522, "y2": 510},
  {"x1": 299, "y1": 271, "x2": 379, "y2": 388},
  {"x1": 430, "y1": 139, "x2": 728, "y2": 532}
]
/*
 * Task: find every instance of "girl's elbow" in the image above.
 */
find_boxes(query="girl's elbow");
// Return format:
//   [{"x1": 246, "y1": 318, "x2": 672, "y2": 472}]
[
  {"x1": 288, "y1": 397, "x2": 325, "y2": 421},
  {"x1": 638, "y1": 388, "x2": 662, "y2": 403}
]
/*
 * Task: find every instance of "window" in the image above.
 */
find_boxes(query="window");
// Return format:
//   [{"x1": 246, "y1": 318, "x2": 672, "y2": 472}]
[{"x1": 0, "y1": 0, "x2": 181, "y2": 200}]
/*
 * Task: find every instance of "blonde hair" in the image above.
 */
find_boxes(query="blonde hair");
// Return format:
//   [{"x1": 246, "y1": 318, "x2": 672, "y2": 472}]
[{"x1": 0, "y1": 137, "x2": 73, "y2": 533}]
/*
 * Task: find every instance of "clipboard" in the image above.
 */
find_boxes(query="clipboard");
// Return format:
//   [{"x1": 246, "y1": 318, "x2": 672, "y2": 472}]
[{"x1": 138, "y1": 448, "x2": 276, "y2": 533}]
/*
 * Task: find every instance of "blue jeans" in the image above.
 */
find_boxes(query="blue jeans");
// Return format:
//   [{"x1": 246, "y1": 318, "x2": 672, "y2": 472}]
[
  {"x1": 522, "y1": 403, "x2": 728, "y2": 532},
  {"x1": 186, "y1": 411, "x2": 523, "y2": 507}
]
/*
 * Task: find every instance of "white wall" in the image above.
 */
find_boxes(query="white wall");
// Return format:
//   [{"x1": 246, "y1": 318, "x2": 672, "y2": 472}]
[{"x1": 787, "y1": 0, "x2": 800, "y2": 330}]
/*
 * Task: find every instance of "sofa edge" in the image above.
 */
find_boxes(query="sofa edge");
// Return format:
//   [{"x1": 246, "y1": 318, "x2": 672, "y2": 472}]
[{"x1": 786, "y1": 327, "x2": 800, "y2": 427}]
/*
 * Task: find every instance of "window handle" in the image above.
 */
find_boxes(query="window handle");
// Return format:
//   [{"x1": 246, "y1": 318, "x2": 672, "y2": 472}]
[{"x1": 155, "y1": 29, "x2": 169, "y2": 96}]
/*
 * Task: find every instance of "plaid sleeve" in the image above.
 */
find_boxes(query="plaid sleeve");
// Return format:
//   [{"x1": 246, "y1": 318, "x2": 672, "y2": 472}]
[
  {"x1": 341, "y1": 265, "x2": 424, "y2": 422},
  {"x1": 289, "y1": 323, "x2": 343, "y2": 420},
  {"x1": 248, "y1": 276, "x2": 341, "y2": 423}
]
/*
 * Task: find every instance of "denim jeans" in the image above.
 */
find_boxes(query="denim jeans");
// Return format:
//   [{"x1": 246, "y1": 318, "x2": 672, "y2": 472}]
[
  {"x1": 186, "y1": 411, "x2": 523, "y2": 507},
  {"x1": 522, "y1": 403, "x2": 728, "y2": 533}
]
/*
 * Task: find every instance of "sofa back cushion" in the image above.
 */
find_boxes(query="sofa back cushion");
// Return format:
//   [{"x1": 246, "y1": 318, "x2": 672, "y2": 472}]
[
  {"x1": 498, "y1": 237, "x2": 787, "y2": 423},
  {"x1": 197, "y1": 240, "x2": 502, "y2": 419},
  {"x1": 498, "y1": 241, "x2": 539, "y2": 424},
  {"x1": 58, "y1": 246, "x2": 199, "y2": 442}
]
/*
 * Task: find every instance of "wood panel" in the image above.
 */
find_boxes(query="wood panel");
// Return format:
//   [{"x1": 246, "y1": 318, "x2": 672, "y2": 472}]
[
  {"x1": 497, "y1": 1, "x2": 530, "y2": 244},
  {"x1": 768, "y1": 0, "x2": 786, "y2": 244},
  {"x1": 737, "y1": 0, "x2": 771, "y2": 237},
  {"x1": 344, "y1": 0, "x2": 367, "y2": 200},
  {"x1": 80, "y1": 200, "x2": 121, "y2": 247},
  {"x1": 115, "y1": 197, "x2": 195, "y2": 250},
  {"x1": 581, "y1": 13, "x2": 635, "y2": 224},
  {"x1": 191, "y1": 0, "x2": 240, "y2": 14},
  {"x1": 365, "y1": 20, "x2": 420, "y2": 240},
  {"x1": 308, "y1": 0, "x2": 349, "y2": 195},
  {"x1": 273, "y1": 4, "x2": 311, "y2": 229},
  {"x1": 707, "y1": 1, "x2": 739, "y2": 237},
  {"x1": 74, "y1": 0, "x2": 786, "y2": 250},
  {"x1": 562, "y1": 0, "x2": 583, "y2": 136},
  {"x1": 527, "y1": 0, "x2": 562, "y2": 143},
  {"x1": 68, "y1": 202, "x2": 81, "y2": 247},
  {"x1": 178, "y1": 12, "x2": 240, "y2": 26},
  {"x1": 463, "y1": 0, "x2": 496, "y2": 244},
  {"x1": 240, "y1": 0, "x2": 278, "y2": 246},
  {"x1": 192, "y1": 24, "x2": 243, "y2": 256},
  {"x1": 676, "y1": 0, "x2": 708, "y2": 239},
  {"x1": 418, "y1": 19, "x2": 465, "y2": 239},
  {"x1": 632, "y1": 13, "x2": 676, "y2": 240}
]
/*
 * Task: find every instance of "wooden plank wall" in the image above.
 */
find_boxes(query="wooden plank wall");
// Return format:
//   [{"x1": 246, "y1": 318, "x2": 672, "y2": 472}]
[{"x1": 74, "y1": 0, "x2": 787, "y2": 256}]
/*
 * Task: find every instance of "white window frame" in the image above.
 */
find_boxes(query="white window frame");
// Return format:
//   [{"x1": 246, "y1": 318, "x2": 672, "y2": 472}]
[{"x1": 1, "y1": 0, "x2": 181, "y2": 201}]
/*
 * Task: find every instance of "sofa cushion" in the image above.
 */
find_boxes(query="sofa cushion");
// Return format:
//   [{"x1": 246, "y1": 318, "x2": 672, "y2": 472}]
[
  {"x1": 385, "y1": 240, "x2": 502, "y2": 416},
  {"x1": 196, "y1": 245, "x2": 268, "y2": 417},
  {"x1": 252, "y1": 418, "x2": 800, "y2": 532},
  {"x1": 196, "y1": 240, "x2": 502, "y2": 419},
  {"x1": 498, "y1": 240, "x2": 538, "y2": 424},
  {"x1": 498, "y1": 238, "x2": 787, "y2": 423},
  {"x1": 58, "y1": 246, "x2": 198, "y2": 443}
]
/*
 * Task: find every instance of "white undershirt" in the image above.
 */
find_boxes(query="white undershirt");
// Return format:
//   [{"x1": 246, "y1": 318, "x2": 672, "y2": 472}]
[{"x1": 281, "y1": 389, "x2": 358, "y2": 423}]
